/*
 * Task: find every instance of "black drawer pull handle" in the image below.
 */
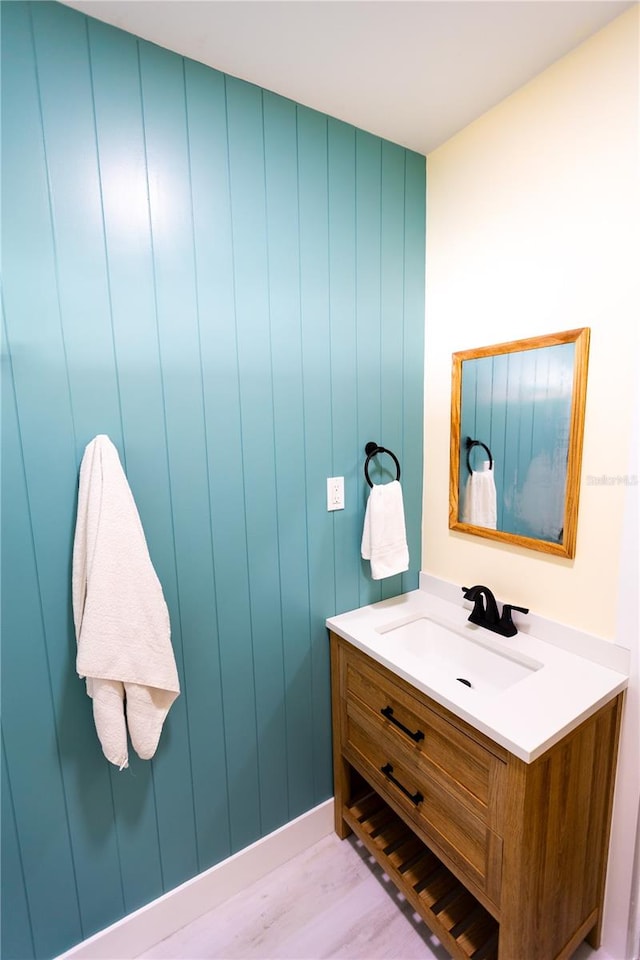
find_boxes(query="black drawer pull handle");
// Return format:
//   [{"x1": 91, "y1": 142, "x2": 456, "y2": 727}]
[
  {"x1": 381, "y1": 763, "x2": 423, "y2": 805},
  {"x1": 380, "y1": 705, "x2": 425, "y2": 742}
]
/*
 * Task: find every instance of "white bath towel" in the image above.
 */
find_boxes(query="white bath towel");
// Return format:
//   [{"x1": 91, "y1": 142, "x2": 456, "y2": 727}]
[
  {"x1": 72, "y1": 435, "x2": 180, "y2": 769},
  {"x1": 461, "y1": 462, "x2": 497, "y2": 529},
  {"x1": 361, "y1": 480, "x2": 409, "y2": 580}
]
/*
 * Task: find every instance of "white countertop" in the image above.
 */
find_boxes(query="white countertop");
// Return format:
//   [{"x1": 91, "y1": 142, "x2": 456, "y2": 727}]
[{"x1": 326, "y1": 587, "x2": 628, "y2": 762}]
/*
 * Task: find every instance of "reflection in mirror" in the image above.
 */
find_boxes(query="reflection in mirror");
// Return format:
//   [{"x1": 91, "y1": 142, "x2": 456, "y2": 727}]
[{"x1": 449, "y1": 329, "x2": 590, "y2": 559}]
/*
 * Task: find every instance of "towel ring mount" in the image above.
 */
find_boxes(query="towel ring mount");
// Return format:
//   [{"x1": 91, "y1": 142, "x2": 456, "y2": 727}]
[
  {"x1": 364, "y1": 442, "x2": 401, "y2": 488},
  {"x1": 465, "y1": 437, "x2": 493, "y2": 474}
]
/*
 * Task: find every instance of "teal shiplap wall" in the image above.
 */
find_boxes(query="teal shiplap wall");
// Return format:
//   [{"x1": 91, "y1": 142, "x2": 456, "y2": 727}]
[{"x1": 0, "y1": 3, "x2": 425, "y2": 957}]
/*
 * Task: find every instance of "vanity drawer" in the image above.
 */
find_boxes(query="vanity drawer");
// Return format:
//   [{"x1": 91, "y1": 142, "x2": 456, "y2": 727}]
[
  {"x1": 343, "y1": 649, "x2": 505, "y2": 826},
  {"x1": 344, "y1": 705, "x2": 502, "y2": 901}
]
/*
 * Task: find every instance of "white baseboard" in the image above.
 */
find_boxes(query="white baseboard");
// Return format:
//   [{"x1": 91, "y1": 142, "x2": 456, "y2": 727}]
[{"x1": 56, "y1": 798, "x2": 335, "y2": 960}]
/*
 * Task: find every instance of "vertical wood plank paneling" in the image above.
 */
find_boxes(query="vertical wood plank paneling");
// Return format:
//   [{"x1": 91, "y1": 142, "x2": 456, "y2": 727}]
[
  {"x1": 137, "y1": 38, "x2": 202, "y2": 890},
  {"x1": 30, "y1": 2, "x2": 123, "y2": 453},
  {"x1": 355, "y1": 129, "x2": 384, "y2": 607},
  {"x1": 496, "y1": 354, "x2": 521, "y2": 530},
  {"x1": 263, "y1": 91, "x2": 315, "y2": 820},
  {"x1": 458, "y1": 364, "x2": 471, "y2": 517},
  {"x1": 1, "y1": 739, "x2": 35, "y2": 960},
  {"x1": 204, "y1": 80, "x2": 260, "y2": 850},
  {"x1": 513, "y1": 350, "x2": 537, "y2": 532},
  {"x1": 182, "y1": 57, "x2": 233, "y2": 870},
  {"x1": 0, "y1": 325, "x2": 82, "y2": 956},
  {"x1": 503, "y1": 351, "x2": 525, "y2": 535},
  {"x1": 297, "y1": 105, "x2": 335, "y2": 800},
  {"x1": 226, "y1": 78, "x2": 289, "y2": 838},
  {"x1": 1, "y1": 5, "x2": 426, "y2": 956},
  {"x1": 1, "y1": 6, "x2": 88, "y2": 953},
  {"x1": 473, "y1": 354, "x2": 495, "y2": 475},
  {"x1": 380, "y1": 141, "x2": 408, "y2": 600},
  {"x1": 401, "y1": 150, "x2": 426, "y2": 592},
  {"x1": 489, "y1": 355, "x2": 508, "y2": 531},
  {"x1": 87, "y1": 16, "x2": 166, "y2": 915},
  {"x1": 28, "y1": 4, "x2": 128, "y2": 938},
  {"x1": 0, "y1": 0, "x2": 81, "y2": 737},
  {"x1": 183, "y1": 63, "x2": 260, "y2": 857},
  {"x1": 328, "y1": 118, "x2": 360, "y2": 616},
  {"x1": 224, "y1": 74, "x2": 280, "y2": 848},
  {"x1": 530, "y1": 348, "x2": 563, "y2": 541}
]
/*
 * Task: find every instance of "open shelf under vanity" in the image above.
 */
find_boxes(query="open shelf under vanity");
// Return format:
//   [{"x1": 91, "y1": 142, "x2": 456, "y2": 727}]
[{"x1": 346, "y1": 785, "x2": 499, "y2": 959}]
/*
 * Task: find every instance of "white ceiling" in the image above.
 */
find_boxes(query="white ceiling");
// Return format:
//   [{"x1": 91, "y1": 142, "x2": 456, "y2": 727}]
[{"x1": 61, "y1": 0, "x2": 635, "y2": 155}]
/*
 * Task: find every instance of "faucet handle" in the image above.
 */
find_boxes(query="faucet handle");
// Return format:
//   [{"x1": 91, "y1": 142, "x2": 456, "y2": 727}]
[
  {"x1": 498, "y1": 603, "x2": 529, "y2": 637},
  {"x1": 503, "y1": 604, "x2": 529, "y2": 616}
]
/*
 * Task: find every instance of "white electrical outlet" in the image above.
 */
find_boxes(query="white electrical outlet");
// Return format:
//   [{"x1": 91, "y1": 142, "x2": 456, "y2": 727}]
[{"x1": 327, "y1": 476, "x2": 345, "y2": 511}]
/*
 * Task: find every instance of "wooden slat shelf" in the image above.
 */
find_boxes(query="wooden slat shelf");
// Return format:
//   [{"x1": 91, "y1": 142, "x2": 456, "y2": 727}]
[{"x1": 343, "y1": 790, "x2": 499, "y2": 960}]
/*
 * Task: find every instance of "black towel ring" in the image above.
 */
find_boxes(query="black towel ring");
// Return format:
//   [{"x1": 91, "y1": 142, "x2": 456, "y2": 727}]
[
  {"x1": 364, "y1": 442, "x2": 401, "y2": 488},
  {"x1": 465, "y1": 437, "x2": 493, "y2": 474}
]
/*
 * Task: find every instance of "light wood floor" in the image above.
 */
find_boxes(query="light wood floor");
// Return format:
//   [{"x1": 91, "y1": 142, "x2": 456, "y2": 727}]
[{"x1": 138, "y1": 832, "x2": 612, "y2": 960}]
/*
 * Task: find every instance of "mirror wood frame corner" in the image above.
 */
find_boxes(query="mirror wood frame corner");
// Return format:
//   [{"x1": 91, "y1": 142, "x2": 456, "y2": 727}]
[{"x1": 449, "y1": 327, "x2": 590, "y2": 559}]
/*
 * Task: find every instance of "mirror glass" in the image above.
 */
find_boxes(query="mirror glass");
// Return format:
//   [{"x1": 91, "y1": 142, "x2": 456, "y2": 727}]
[{"x1": 449, "y1": 328, "x2": 590, "y2": 558}]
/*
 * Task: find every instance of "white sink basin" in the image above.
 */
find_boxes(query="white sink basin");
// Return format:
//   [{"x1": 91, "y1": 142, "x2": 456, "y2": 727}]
[
  {"x1": 327, "y1": 587, "x2": 629, "y2": 760},
  {"x1": 375, "y1": 614, "x2": 543, "y2": 694}
]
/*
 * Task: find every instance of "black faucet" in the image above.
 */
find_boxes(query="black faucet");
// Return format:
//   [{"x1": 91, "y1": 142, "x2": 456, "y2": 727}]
[{"x1": 462, "y1": 585, "x2": 529, "y2": 638}]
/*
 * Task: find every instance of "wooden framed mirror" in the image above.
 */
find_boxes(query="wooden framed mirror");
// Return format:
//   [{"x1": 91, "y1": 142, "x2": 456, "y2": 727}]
[{"x1": 449, "y1": 328, "x2": 590, "y2": 558}]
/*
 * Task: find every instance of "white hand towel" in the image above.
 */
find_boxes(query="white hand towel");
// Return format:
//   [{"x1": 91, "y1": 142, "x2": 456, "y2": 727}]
[
  {"x1": 361, "y1": 480, "x2": 409, "y2": 580},
  {"x1": 461, "y1": 463, "x2": 497, "y2": 529},
  {"x1": 72, "y1": 435, "x2": 180, "y2": 768}
]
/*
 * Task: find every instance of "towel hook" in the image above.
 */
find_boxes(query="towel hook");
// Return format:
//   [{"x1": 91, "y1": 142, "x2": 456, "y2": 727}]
[
  {"x1": 364, "y1": 442, "x2": 401, "y2": 488},
  {"x1": 465, "y1": 437, "x2": 493, "y2": 474}
]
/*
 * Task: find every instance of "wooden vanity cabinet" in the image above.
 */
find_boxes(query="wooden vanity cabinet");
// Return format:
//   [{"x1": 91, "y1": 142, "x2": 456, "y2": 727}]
[{"x1": 330, "y1": 632, "x2": 623, "y2": 960}]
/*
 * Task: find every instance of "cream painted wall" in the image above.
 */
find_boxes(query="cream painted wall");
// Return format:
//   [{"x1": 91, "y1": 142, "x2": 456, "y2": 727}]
[
  {"x1": 424, "y1": 10, "x2": 639, "y2": 956},
  {"x1": 423, "y1": 6, "x2": 639, "y2": 642}
]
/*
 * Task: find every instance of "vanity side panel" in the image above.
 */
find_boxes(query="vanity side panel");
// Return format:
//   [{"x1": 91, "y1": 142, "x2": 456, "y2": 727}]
[
  {"x1": 584, "y1": 691, "x2": 624, "y2": 948},
  {"x1": 330, "y1": 631, "x2": 352, "y2": 838},
  {"x1": 499, "y1": 695, "x2": 623, "y2": 960}
]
